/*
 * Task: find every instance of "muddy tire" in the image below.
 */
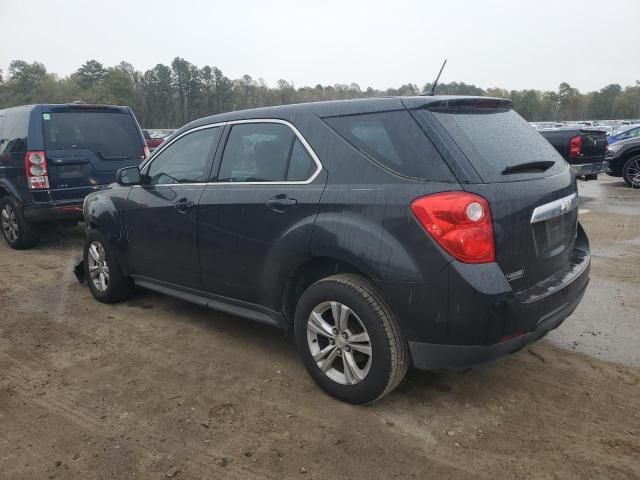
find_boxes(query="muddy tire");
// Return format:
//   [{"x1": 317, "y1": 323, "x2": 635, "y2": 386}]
[
  {"x1": 0, "y1": 196, "x2": 40, "y2": 249},
  {"x1": 83, "y1": 229, "x2": 134, "y2": 303},
  {"x1": 294, "y1": 274, "x2": 409, "y2": 404}
]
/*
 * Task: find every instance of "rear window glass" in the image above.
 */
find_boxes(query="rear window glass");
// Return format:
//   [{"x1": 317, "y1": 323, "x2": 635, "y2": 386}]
[
  {"x1": 42, "y1": 112, "x2": 143, "y2": 159},
  {"x1": 324, "y1": 110, "x2": 454, "y2": 181},
  {"x1": 413, "y1": 108, "x2": 565, "y2": 181}
]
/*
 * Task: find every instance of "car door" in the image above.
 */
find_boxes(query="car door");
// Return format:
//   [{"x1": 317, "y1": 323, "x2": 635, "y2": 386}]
[
  {"x1": 124, "y1": 125, "x2": 223, "y2": 288},
  {"x1": 198, "y1": 120, "x2": 325, "y2": 310}
]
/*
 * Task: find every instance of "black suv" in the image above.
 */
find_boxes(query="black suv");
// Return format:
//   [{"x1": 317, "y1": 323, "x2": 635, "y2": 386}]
[
  {"x1": 80, "y1": 97, "x2": 590, "y2": 404},
  {"x1": 605, "y1": 136, "x2": 640, "y2": 187},
  {"x1": 0, "y1": 104, "x2": 148, "y2": 249}
]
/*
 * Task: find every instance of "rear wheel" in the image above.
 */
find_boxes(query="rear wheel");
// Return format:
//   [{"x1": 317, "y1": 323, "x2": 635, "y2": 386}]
[
  {"x1": 622, "y1": 155, "x2": 640, "y2": 188},
  {"x1": 83, "y1": 229, "x2": 134, "y2": 303},
  {"x1": 0, "y1": 196, "x2": 39, "y2": 249},
  {"x1": 294, "y1": 274, "x2": 408, "y2": 404}
]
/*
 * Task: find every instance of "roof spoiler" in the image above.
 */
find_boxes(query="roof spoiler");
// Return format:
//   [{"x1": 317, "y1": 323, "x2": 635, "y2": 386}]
[{"x1": 421, "y1": 98, "x2": 513, "y2": 112}]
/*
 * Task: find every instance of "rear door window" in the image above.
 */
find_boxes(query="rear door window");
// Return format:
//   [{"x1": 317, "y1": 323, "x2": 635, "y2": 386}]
[
  {"x1": 323, "y1": 110, "x2": 454, "y2": 181},
  {"x1": 0, "y1": 107, "x2": 30, "y2": 155},
  {"x1": 42, "y1": 111, "x2": 144, "y2": 159},
  {"x1": 217, "y1": 123, "x2": 316, "y2": 182},
  {"x1": 413, "y1": 106, "x2": 566, "y2": 182}
]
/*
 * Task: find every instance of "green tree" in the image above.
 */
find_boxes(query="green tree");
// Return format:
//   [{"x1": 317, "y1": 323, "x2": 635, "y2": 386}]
[
  {"x1": 171, "y1": 57, "x2": 193, "y2": 125},
  {"x1": 75, "y1": 60, "x2": 107, "y2": 90},
  {"x1": 7, "y1": 60, "x2": 50, "y2": 103},
  {"x1": 590, "y1": 84, "x2": 622, "y2": 119}
]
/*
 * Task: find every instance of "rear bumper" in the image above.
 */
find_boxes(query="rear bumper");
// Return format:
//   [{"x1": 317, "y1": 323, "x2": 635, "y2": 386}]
[
  {"x1": 570, "y1": 161, "x2": 608, "y2": 176},
  {"x1": 409, "y1": 267, "x2": 588, "y2": 369},
  {"x1": 23, "y1": 201, "x2": 84, "y2": 222},
  {"x1": 382, "y1": 225, "x2": 591, "y2": 370}
]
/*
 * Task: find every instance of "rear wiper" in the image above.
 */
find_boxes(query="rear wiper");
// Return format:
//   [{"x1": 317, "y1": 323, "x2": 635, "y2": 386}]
[
  {"x1": 98, "y1": 152, "x2": 129, "y2": 160},
  {"x1": 502, "y1": 161, "x2": 555, "y2": 175}
]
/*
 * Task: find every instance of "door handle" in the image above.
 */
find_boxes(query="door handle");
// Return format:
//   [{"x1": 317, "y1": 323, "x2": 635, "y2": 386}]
[
  {"x1": 266, "y1": 194, "x2": 297, "y2": 213},
  {"x1": 174, "y1": 198, "x2": 195, "y2": 212}
]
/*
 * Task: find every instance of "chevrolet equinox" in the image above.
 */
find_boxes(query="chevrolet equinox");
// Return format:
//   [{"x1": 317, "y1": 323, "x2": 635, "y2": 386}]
[{"x1": 80, "y1": 96, "x2": 590, "y2": 404}]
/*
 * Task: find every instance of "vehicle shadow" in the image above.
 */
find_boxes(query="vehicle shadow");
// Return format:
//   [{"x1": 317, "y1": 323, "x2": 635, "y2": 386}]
[{"x1": 35, "y1": 222, "x2": 85, "y2": 250}]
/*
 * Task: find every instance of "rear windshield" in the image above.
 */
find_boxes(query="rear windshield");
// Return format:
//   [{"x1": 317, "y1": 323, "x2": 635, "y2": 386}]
[
  {"x1": 413, "y1": 108, "x2": 565, "y2": 182},
  {"x1": 42, "y1": 111, "x2": 143, "y2": 159},
  {"x1": 324, "y1": 110, "x2": 454, "y2": 182}
]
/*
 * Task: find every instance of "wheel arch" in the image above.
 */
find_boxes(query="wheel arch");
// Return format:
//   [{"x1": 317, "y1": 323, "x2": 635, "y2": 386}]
[
  {"x1": 0, "y1": 179, "x2": 22, "y2": 202},
  {"x1": 82, "y1": 193, "x2": 123, "y2": 243},
  {"x1": 615, "y1": 148, "x2": 640, "y2": 175},
  {"x1": 281, "y1": 256, "x2": 372, "y2": 327}
]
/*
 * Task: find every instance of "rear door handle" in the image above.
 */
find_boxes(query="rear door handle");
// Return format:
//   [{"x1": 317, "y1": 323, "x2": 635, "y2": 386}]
[
  {"x1": 266, "y1": 194, "x2": 297, "y2": 213},
  {"x1": 174, "y1": 198, "x2": 195, "y2": 213}
]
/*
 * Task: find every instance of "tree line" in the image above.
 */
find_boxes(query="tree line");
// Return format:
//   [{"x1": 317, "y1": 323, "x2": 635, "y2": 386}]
[{"x1": 1, "y1": 58, "x2": 639, "y2": 128}]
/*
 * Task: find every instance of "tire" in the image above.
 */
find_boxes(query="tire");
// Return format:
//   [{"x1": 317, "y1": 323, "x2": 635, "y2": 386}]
[
  {"x1": 0, "y1": 196, "x2": 40, "y2": 249},
  {"x1": 622, "y1": 155, "x2": 640, "y2": 188},
  {"x1": 83, "y1": 229, "x2": 134, "y2": 303},
  {"x1": 294, "y1": 274, "x2": 409, "y2": 404}
]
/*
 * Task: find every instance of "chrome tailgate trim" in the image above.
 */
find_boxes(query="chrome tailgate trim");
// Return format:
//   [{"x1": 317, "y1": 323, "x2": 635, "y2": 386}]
[{"x1": 530, "y1": 192, "x2": 578, "y2": 224}]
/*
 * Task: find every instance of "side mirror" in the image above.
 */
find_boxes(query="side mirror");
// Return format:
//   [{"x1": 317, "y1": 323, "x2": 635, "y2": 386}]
[{"x1": 116, "y1": 166, "x2": 142, "y2": 186}]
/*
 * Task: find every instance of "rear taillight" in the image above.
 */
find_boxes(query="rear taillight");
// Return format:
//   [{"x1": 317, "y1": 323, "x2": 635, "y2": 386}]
[
  {"x1": 24, "y1": 151, "x2": 50, "y2": 189},
  {"x1": 569, "y1": 135, "x2": 581, "y2": 158},
  {"x1": 411, "y1": 192, "x2": 495, "y2": 264},
  {"x1": 143, "y1": 144, "x2": 150, "y2": 159}
]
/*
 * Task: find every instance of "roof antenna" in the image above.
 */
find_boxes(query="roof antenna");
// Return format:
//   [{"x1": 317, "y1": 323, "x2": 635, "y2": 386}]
[{"x1": 424, "y1": 59, "x2": 447, "y2": 96}]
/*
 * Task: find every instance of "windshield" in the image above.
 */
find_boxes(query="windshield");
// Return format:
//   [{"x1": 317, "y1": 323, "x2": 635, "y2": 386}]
[
  {"x1": 42, "y1": 111, "x2": 143, "y2": 159},
  {"x1": 413, "y1": 107, "x2": 566, "y2": 182}
]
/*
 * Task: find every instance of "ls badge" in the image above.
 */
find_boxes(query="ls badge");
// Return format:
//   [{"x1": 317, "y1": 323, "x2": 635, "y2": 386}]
[{"x1": 506, "y1": 269, "x2": 525, "y2": 282}]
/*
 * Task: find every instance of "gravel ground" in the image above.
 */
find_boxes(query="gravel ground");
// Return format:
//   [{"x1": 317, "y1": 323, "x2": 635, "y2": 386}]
[{"x1": 0, "y1": 176, "x2": 639, "y2": 479}]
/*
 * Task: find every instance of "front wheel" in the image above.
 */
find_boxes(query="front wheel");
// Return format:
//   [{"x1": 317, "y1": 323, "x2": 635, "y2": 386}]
[
  {"x1": 83, "y1": 229, "x2": 134, "y2": 303},
  {"x1": 294, "y1": 274, "x2": 408, "y2": 404},
  {"x1": 622, "y1": 155, "x2": 640, "y2": 188}
]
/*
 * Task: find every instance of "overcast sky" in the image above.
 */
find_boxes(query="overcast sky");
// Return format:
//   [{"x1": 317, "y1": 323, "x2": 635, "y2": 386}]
[{"x1": 1, "y1": 0, "x2": 638, "y2": 92}]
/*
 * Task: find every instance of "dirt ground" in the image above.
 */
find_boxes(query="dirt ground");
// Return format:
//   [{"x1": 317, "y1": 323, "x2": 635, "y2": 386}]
[{"x1": 1, "y1": 176, "x2": 639, "y2": 480}]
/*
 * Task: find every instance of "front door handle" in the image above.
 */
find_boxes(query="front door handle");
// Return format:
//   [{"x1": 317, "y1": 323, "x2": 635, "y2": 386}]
[
  {"x1": 174, "y1": 198, "x2": 195, "y2": 213},
  {"x1": 266, "y1": 194, "x2": 297, "y2": 213}
]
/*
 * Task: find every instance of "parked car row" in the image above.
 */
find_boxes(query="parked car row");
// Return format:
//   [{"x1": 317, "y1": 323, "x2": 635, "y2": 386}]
[
  {"x1": 142, "y1": 128, "x2": 175, "y2": 151},
  {"x1": 2, "y1": 96, "x2": 592, "y2": 404}
]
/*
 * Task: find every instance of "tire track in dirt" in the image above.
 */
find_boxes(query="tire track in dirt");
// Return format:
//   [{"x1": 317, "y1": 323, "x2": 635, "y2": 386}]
[{"x1": 1, "y1": 357, "x2": 273, "y2": 480}]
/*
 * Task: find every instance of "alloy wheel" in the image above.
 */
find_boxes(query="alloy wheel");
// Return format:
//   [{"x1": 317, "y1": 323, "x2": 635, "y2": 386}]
[
  {"x1": 1, "y1": 204, "x2": 19, "y2": 243},
  {"x1": 627, "y1": 159, "x2": 640, "y2": 188},
  {"x1": 306, "y1": 301, "x2": 372, "y2": 385},
  {"x1": 88, "y1": 241, "x2": 110, "y2": 293}
]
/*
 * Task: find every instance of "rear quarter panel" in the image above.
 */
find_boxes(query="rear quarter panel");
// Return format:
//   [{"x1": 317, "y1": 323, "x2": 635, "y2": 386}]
[{"x1": 304, "y1": 117, "x2": 459, "y2": 283}]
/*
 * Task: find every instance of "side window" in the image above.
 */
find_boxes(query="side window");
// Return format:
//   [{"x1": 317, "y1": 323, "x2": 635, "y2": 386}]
[
  {"x1": 324, "y1": 110, "x2": 454, "y2": 181},
  {"x1": 0, "y1": 112, "x2": 5, "y2": 140},
  {"x1": 287, "y1": 139, "x2": 315, "y2": 181},
  {"x1": 146, "y1": 127, "x2": 220, "y2": 185},
  {"x1": 218, "y1": 123, "x2": 316, "y2": 182},
  {"x1": 0, "y1": 107, "x2": 29, "y2": 155}
]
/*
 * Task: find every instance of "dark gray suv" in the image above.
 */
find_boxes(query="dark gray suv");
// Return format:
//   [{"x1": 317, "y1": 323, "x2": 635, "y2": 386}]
[{"x1": 79, "y1": 96, "x2": 591, "y2": 403}]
